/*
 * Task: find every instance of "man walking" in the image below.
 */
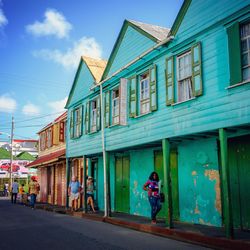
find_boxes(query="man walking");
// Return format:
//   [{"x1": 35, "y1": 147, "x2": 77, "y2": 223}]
[
  {"x1": 11, "y1": 179, "x2": 19, "y2": 204},
  {"x1": 68, "y1": 176, "x2": 81, "y2": 212},
  {"x1": 29, "y1": 176, "x2": 40, "y2": 209}
]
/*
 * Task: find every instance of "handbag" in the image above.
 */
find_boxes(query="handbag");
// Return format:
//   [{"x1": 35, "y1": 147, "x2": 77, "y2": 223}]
[{"x1": 160, "y1": 192, "x2": 165, "y2": 203}]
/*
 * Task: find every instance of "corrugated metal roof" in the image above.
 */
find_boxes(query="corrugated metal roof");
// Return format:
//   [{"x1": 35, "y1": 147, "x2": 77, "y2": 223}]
[
  {"x1": 128, "y1": 20, "x2": 170, "y2": 42},
  {"x1": 82, "y1": 56, "x2": 107, "y2": 83}
]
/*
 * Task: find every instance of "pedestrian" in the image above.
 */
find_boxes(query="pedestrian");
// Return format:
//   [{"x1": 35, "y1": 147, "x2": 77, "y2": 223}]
[
  {"x1": 68, "y1": 176, "x2": 81, "y2": 212},
  {"x1": 19, "y1": 184, "x2": 25, "y2": 204},
  {"x1": 11, "y1": 179, "x2": 19, "y2": 204},
  {"x1": 4, "y1": 183, "x2": 9, "y2": 197},
  {"x1": 28, "y1": 176, "x2": 40, "y2": 209},
  {"x1": 143, "y1": 171, "x2": 162, "y2": 224},
  {"x1": 86, "y1": 176, "x2": 96, "y2": 212}
]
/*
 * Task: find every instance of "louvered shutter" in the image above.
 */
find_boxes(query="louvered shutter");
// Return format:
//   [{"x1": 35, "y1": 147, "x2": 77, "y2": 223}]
[
  {"x1": 59, "y1": 121, "x2": 65, "y2": 142},
  {"x1": 227, "y1": 22, "x2": 242, "y2": 85},
  {"x1": 166, "y1": 57, "x2": 174, "y2": 105},
  {"x1": 78, "y1": 105, "x2": 83, "y2": 137},
  {"x1": 191, "y1": 42, "x2": 203, "y2": 96},
  {"x1": 119, "y1": 78, "x2": 128, "y2": 125},
  {"x1": 70, "y1": 110, "x2": 74, "y2": 138},
  {"x1": 129, "y1": 76, "x2": 137, "y2": 117},
  {"x1": 96, "y1": 96, "x2": 101, "y2": 131},
  {"x1": 53, "y1": 123, "x2": 59, "y2": 145},
  {"x1": 149, "y1": 65, "x2": 157, "y2": 111},
  {"x1": 84, "y1": 102, "x2": 89, "y2": 134},
  {"x1": 104, "y1": 91, "x2": 110, "y2": 127}
]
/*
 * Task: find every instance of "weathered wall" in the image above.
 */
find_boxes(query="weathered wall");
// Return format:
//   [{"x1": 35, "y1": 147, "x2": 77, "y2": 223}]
[{"x1": 178, "y1": 138, "x2": 222, "y2": 226}]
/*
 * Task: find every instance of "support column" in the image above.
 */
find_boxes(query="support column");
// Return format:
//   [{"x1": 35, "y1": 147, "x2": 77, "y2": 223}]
[
  {"x1": 162, "y1": 138, "x2": 173, "y2": 228},
  {"x1": 83, "y1": 156, "x2": 87, "y2": 213},
  {"x1": 106, "y1": 151, "x2": 111, "y2": 217},
  {"x1": 66, "y1": 158, "x2": 71, "y2": 208},
  {"x1": 219, "y1": 128, "x2": 233, "y2": 238}
]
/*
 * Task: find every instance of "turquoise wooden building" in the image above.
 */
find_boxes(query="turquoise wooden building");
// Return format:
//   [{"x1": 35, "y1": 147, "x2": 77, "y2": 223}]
[{"x1": 66, "y1": 0, "x2": 250, "y2": 237}]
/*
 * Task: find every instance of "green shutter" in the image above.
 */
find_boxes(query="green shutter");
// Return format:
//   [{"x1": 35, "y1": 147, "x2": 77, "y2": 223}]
[
  {"x1": 149, "y1": 65, "x2": 157, "y2": 111},
  {"x1": 227, "y1": 22, "x2": 242, "y2": 85},
  {"x1": 96, "y1": 96, "x2": 101, "y2": 131},
  {"x1": 104, "y1": 91, "x2": 110, "y2": 127},
  {"x1": 79, "y1": 105, "x2": 83, "y2": 137},
  {"x1": 166, "y1": 57, "x2": 174, "y2": 105},
  {"x1": 70, "y1": 110, "x2": 74, "y2": 138},
  {"x1": 129, "y1": 76, "x2": 137, "y2": 117},
  {"x1": 191, "y1": 42, "x2": 203, "y2": 96},
  {"x1": 84, "y1": 102, "x2": 89, "y2": 134}
]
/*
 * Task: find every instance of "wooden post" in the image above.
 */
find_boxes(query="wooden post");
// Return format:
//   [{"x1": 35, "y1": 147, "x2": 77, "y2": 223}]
[
  {"x1": 162, "y1": 138, "x2": 173, "y2": 228},
  {"x1": 65, "y1": 158, "x2": 71, "y2": 208},
  {"x1": 83, "y1": 156, "x2": 87, "y2": 213},
  {"x1": 219, "y1": 128, "x2": 233, "y2": 238}
]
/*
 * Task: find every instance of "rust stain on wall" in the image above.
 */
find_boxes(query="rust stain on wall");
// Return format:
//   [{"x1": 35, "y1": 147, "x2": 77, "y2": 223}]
[
  {"x1": 194, "y1": 200, "x2": 200, "y2": 214},
  {"x1": 204, "y1": 169, "x2": 222, "y2": 214},
  {"x1": 192, "y1": 171, "x2": 198, "y2": 186}
]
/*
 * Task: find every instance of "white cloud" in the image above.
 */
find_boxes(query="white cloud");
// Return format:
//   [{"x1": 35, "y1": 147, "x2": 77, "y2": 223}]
[
  {"x1": 0, "y1": 8, "x2": 8, "y2": 28},
  {"x1": 47, "y1": 96, "x2": 67, "y2": 113},
  {"x1": 26, "y1": 9, "x2": 72, "y2": 39},
  {"x1": 32, "y1": 36, "x2": 102, "y2": 69},
  {"x1": 22, "y1": 103, "x2": 41, "y2": 116},
  {"x1": 0, "y1": 95, "x2": 17, "y2": 113}
]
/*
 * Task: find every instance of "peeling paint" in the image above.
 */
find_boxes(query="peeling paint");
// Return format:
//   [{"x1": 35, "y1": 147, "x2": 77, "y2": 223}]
[
  {"x1": 194, "y1": 200, "x2": 200, "y2": 214},
  {"x1": 205, "y1": 169, "x2": 222, "y2": 214}
]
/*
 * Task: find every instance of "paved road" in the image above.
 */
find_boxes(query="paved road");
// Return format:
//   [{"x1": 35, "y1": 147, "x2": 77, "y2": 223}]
[{"x1": 0, "y1": 199, "x2": 210, "y2": 250}]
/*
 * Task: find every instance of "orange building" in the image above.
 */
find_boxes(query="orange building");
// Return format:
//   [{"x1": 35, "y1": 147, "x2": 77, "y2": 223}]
[{"x1": 28, "y1": 112, "x2": 67, "y2": 206}]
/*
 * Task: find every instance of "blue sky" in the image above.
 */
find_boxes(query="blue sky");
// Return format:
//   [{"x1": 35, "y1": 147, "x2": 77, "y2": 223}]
[{"x1": 0, "y1": 0, "x2": 183, "y2": 141}]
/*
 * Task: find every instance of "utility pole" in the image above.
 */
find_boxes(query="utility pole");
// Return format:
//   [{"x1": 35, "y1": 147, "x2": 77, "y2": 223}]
[{"x1": 10, "y1": 116, "x2": 14, "y2": 190}]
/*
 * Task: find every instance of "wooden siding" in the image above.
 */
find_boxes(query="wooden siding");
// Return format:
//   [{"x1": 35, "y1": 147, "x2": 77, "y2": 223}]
[{"x1": 107, "y1": 26, "x2": 155, "y2": 77}]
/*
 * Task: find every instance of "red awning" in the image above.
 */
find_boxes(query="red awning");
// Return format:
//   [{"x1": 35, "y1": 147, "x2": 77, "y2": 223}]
[{"x1": 27, "y1": 149, "x2": 65, "y2": 168}]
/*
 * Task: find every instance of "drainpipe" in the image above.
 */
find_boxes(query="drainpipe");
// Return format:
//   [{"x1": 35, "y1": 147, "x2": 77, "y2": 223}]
[{"x1": 100, "y1": 85, "x2": 108, "y2": 217}]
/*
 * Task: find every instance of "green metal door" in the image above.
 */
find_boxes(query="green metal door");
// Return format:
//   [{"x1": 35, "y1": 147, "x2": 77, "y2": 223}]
[
  {"x1": 115, "y1": 156, "x2": 130, "y2": 213},
  {"x1": 229, "y1": 136, "x2": 250, "y2": 230},
  {"x1": 154, "y1": 150, "x2": 179, "y2": 220}
]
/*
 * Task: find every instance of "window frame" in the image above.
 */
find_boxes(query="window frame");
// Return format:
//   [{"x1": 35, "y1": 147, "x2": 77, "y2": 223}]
[
  {"x1": 90, "y1": 99, "x2": 97, "y2": 133},
  {"x1": 74, "y1": 107, "x2": 81, "y2": 138},
  {"x1": 111, "y1": 87, "x2": 120, "y2": 125},
  {"x1": 139, "y1": 71, "x2": 150, "y2": 115}
]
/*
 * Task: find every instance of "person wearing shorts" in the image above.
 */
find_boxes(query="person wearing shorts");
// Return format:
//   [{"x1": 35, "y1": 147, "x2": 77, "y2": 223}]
[{"x1": 68, "y1": 176, "x2": 81, "y2": 212}]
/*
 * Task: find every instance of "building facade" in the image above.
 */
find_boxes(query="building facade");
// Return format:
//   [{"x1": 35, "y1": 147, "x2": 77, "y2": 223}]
[
  {"x1": 66, "y1": 0, "x2": 250, "y2": 237},
  {"x1": 28, "y1": 112, "x2": 67, "y2": 206}
]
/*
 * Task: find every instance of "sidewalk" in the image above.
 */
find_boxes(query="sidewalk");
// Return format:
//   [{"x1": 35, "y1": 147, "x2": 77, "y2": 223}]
[{"x1": 34, "y1": 203, "x2": 250, "y2": 250}]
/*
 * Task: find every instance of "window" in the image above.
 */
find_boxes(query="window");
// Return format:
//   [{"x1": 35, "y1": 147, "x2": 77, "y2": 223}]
[
  {"x1": 40, "y1": 132, "x2": 46, "y2": 151},
  {"x1": 140, "y1": 72, "x2": 150, "y2": 114},
  {"x1": 241, "y1": 22, "x2": 250, "y2": 81},
  {"x1": 46, "y1": 128, "x2": 52, "y2": 148},
  {"x1": 74, "y1": 108, "x2": 82, "y2": 137},
  {"x1": 177, "y1": 51, "x2": 193, "y2": 102},
  {"x1": 59, "y1": 121, "x2": 65, "y2": 142},
  {"x1": 91, "y1": 100, "x2": 97, "y2": 132},
  {"x1": 70, "y1": 106, "x2": 83, "y2": 139},
  {"x1": 112, "y1": 88, "x2": 120, "y2": 124}
]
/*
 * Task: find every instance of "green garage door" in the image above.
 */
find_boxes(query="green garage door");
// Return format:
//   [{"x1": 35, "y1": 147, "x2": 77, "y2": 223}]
[
  {"x1": 115, "y1": 156, "x2": 130, "y2": 213},
  {"x1": 229, "y1": 135, "x2": 250, "y2": 230}
]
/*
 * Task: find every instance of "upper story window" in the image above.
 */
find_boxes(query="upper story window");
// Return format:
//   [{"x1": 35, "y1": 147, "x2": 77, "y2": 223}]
[
  {"x1": 241, "y1": 22, "x2": 250, "y2": 81},
  {"x1": 177, "y1": 51, "x2": 193, "y2": 102},
  {"x1": 70, "y1": 106, "x2": 83, "y2": 139},
  {"x1": 166, "y1": 43, "x2": 202, "y2": 105},
  {"x1": 139, "y1": 72, "x2": 150, "y2": 114},
  {"x1": 91, "y1": 100, "x2": 97, "y2": 132},
  {"x1": 112, "y1": 88, "x2": 120, "y2": 124},
  {"x1": 46, "y1": 128, "x2": 52, "y2": 148},
  {"x1": 40, "y1": 132, "x2": 46, "y2": 151},
  {"x1": 129, "y1": 65, "x2": 157, "y2": 117}
]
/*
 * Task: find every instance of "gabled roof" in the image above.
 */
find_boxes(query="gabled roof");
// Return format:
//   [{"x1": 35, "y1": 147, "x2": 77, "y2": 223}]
[
  {"x1": 128, "y1": 20, "x2": 170, "y2": 42},
  {"x1": 102, "y1": 19, "x2": 170, "y2": 80},
  {"x1": 16, "y1": 152, "x2": 36, "y2": 161},
  {"x1": 65, "y1": 56, "x2": 107, "y2": 109},
  {"x1": 82, "y1": 56, "x2": 107, "y2": 83},
  {"x1": 0, "y1": 148, "x2": 17, "y2": 160}
]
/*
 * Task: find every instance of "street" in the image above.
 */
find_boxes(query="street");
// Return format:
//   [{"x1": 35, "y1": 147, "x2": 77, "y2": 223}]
[{"x1": 0, "y1": 199, "x2": 210, "y2": 250}]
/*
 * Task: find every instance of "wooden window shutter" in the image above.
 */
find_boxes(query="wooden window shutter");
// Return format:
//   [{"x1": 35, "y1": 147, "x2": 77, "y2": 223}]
[
  {"x1": 149, "y1": 65, "x2": 157, "y2": 111},
  {"x1": 84, "y1": 102, "x2": 90, "y2": 134},
  {"x1": 104, "y1": 91, "x2": 110, "y2": 127},
  {"x1": 96, "y1": 96, "x2": 101, "y2": 131},
  {"x1": 53, "y1": 123, "x2": 59, "y2": 145},
  {"x1": 59, "y1": 121, "x2": 65, "y2": 142},
  {"x1": 129, "y1": 76, "x2": 137, "y2": 117},
  {"x1": 166, "y1": 57, "x2": 174, "y2": 105},
  {"x1": 45, "y1": 130, "x2": 48, "y2": 148},
  {"x1": 70, "y1": 110, "x2": 74, "y2": 138},
  {"x1": 119, "y1": 78, "x2": 128, "y2": 125},
  {"x1": 191, "y1": 42, "x2": 203, "y2": 96},
  {"x1": 227, "y1": 22, "x2": 242, "y2": 85},
  {"x1": 79, "y1": 105, "x2": 83, "y2": 137}
]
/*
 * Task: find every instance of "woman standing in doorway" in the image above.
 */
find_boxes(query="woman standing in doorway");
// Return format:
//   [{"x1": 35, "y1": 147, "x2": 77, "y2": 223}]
[{"x1": 143, "y1": 172, "x2": 161, "y2": 224}]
